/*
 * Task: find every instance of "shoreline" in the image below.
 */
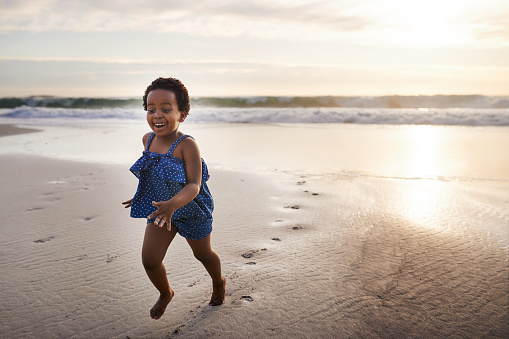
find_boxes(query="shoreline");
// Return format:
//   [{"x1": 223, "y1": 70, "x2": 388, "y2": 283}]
[{"x1": 1, "y1": 122, "x2": 508, "y2": 181}]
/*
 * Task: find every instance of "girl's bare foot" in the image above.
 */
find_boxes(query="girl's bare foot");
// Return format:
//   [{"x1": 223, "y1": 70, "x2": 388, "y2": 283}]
[
  {"x1": 209, "y1": 276, "x2": 226, "y2": 306},
  {"x1": 150, "y1": 288, "x2": 174, "y2": 319}
]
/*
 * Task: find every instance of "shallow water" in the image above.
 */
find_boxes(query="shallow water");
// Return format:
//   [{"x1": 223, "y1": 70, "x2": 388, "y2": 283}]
[{"x1": 1, "y1": 123, "x2": 508, "y2": 181}]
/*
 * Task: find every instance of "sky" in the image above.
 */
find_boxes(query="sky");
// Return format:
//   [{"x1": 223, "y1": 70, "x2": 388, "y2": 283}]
[{"x1": 1, "y1": 0, "x2": 508, "y2": 97}]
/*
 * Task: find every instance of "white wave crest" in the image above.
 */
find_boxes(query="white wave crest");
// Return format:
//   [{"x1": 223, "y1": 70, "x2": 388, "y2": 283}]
[{"x1": 1, "y1": 106, "x2": 509, "y2": 126}]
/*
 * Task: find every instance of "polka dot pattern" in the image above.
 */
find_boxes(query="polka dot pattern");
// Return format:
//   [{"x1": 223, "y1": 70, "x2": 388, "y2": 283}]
[{"x1": 130, "y1": 133, "x2": 213, "y2": 240}]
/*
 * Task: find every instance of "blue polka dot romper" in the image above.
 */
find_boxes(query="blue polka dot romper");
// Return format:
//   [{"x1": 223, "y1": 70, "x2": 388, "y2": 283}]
[{"x1": 130, "y1": 133, "x2": 214, "y2": 240}]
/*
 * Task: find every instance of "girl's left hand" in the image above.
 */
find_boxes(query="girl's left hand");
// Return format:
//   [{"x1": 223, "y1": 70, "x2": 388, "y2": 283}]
[
  {"x1": 148, "y1": 201, "x2": 175, "y2": 231},
  {"x1": 122, "y1": 199, "x2": 132, "y2": 208}
]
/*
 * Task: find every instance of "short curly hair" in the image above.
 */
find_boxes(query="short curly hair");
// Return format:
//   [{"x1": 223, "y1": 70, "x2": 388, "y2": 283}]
[{"x1": 142, "y1": 77, "x2": 190, "y2": 116}]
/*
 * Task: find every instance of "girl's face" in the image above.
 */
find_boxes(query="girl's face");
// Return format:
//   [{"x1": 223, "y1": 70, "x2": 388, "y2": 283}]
[{"x1": 146, "y1": 89, "x2": 184, "y2": 137}]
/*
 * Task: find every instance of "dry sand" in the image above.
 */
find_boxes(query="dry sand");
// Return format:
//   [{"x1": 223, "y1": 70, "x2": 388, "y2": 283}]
[{"x1": 0, "y1": 123, "x2": 508, "y2": 338}]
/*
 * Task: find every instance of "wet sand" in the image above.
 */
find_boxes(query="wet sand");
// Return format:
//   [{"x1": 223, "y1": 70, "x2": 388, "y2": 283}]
[
  {"x1": 0, "y1": 124, "x2": 40, "y2": 137},
  {"x1": 0, "y1": 123, "x2": 507, "y2": 338}
]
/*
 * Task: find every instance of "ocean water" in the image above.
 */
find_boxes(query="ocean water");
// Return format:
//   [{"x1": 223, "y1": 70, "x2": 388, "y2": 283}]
[{"x1": 1, "y1": 95, "x2": 508, "y2": 126}]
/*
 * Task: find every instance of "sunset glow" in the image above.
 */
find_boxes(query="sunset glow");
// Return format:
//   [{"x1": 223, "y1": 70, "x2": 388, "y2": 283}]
[{"x1": 0, "y1": 0, "x2": 508, "y2": 97}]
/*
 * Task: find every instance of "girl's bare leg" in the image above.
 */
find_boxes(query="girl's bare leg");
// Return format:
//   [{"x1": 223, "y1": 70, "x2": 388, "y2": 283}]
[
  {"x1": 187, "y1": 234, "x2": 226, "y2": 306},
  {"x1": 142, "y1": 222, "x2": 178, "y2": 319}
]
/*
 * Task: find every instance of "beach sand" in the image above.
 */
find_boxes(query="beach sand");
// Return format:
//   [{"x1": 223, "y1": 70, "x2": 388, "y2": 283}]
[
  {"x1": 0, "y1": 124, "x2": 40, "y2": 137},
  {"x1": 0, "y1": 123, "x2": 508, "y2": 338}
]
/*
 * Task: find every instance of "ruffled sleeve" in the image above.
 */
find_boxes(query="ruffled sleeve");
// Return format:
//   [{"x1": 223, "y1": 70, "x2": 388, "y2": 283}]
[{"x1": 129, "y1": 151, "x2": 153, "y2": 179}]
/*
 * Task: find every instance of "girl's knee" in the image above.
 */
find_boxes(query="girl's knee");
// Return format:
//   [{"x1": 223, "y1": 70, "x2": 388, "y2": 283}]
[
  {"x1": 193, "y1": 249, "x2": 216, "y2": 263},
  {"x1": 142, "y1": 254, "x2": 161, "y2": 271}
]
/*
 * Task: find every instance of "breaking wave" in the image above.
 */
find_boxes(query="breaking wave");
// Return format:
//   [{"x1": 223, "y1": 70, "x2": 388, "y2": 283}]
[
  {"x1": 1, "y1": 95, "x2": 508, "y2": 109},
  {"x1": 1, "y1": 106, "x2": 508, "y2": 126}
]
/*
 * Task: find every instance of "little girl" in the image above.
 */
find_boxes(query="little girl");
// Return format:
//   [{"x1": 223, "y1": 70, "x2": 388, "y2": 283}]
[{"x1": 122, "y1": 77, "x2": 225, "y2": 320}]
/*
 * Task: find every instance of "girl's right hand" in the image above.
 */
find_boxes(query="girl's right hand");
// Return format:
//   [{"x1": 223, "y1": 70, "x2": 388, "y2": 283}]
[{"x1": 122, "y1": 199, "x2": 132, "y2": 208}]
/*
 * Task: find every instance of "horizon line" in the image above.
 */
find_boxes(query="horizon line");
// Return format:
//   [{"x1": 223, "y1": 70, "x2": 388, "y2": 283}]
[{"x1": 2, "y1": 94, "x2": 509, "y2": 99}]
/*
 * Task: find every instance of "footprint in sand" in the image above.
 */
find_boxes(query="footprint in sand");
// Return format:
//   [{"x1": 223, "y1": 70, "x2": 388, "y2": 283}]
[
  {"x1": 106, "y1": 254, "x2": 120, "y2": 263},
  {"x1": 292, "y1": 226, "x2": 303, "y2": 230},
  {"x1": 34, "y1": 236, "x2": 55, "y2": 243},
  {"x1": 272, "y1": 237, "x2": 282, "y2": 241},
  {"x1": 42, "y1": 192, "x2": 61, "y2": 202},
  {"x1": 284, "y1": 205, "x2": 300, "y2": 209},
  {"x1": 242, "y1": 250, "x2": 257, "y2": 258},
  {"x1": 26, "y1": 207, "x2": 44, "y2": 212},
  {"x1": 241, "y1": 248, "x2": 267, "y2": 258},
  {"x1": 240, "y1": 295, "x2": 254, "y2": 302},
  {"x1": 304, "y1": 190, "x2": 319, "y2": 196}
]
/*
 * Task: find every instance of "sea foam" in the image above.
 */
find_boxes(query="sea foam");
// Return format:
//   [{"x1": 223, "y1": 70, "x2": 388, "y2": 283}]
[{"x1": 1, "y1": 106, "x2": 508, "y2": 126}]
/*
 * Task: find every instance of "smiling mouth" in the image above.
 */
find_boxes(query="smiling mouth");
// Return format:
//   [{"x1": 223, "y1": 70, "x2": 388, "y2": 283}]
[{"x1": 154, "y1": 123, "x2": 167, "y2": 128}]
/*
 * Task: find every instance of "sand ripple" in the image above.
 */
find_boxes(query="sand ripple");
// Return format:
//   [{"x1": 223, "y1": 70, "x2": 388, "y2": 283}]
[{"x1": 1, "y1": 155, "x2": 507, "y2": 338}]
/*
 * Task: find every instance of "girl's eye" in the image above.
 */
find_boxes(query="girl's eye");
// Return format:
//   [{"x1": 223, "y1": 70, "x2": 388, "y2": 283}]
[
  {"x1": 148, "y1": 109, "x2": 155, "y2": 114},
  {"x1": 163, "y1": 109, "x2": 170, "y2": 113}
]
